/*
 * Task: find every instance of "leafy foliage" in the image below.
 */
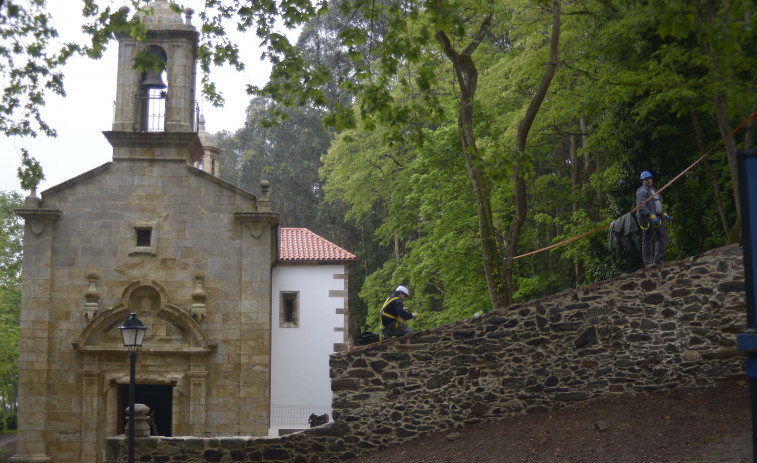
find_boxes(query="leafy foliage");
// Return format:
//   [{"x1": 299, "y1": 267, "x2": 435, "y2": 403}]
[
  {"x1": 5, "y1": 0, "x2": 757, "y2": 337},
  {"x1": 211, "y1": 0, "x2": 756, "y2": 333},
  {"x1": 0, "y1": 191, "x2": 21, "y2": 414},
  {"x1": 1, "y1": 0, "x2": 80, "y2": 189},
  {"x1": 0, "y1": 191, "x2": 23, "y2": 288}
]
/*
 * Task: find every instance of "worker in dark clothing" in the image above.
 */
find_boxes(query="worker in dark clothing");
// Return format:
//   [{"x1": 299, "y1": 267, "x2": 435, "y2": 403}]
[
  {"x1": 381, "y1": 285, "x2": 417, "y2": 338},
  {"x1": 636, "y1": 170, "x2": 669, "y2": 268}
]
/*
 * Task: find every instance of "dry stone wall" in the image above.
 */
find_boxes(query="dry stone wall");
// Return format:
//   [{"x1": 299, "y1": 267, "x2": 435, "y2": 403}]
[{"x1": 106, "y1": 245, "x2": 747, "y2": 462}]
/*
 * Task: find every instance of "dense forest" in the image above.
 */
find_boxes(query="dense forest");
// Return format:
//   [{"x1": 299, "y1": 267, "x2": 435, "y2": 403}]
[
  {"x1": 210, "y1": 0, "x2": 756, "y2": 335},
  {"x1": 3, "y1": 0, "x2": 755, "y2": 342}
]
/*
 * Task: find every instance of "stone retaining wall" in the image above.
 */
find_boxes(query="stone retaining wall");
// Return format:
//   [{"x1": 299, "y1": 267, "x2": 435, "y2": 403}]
[{"x1": 106, "y1": 245, "x2": 747, "y2": 462}]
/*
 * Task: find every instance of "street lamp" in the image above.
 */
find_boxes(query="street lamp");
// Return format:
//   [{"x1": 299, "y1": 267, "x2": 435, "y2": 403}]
[{"x1": 119, "y1": 313, "x2": 147, "y2": 463}]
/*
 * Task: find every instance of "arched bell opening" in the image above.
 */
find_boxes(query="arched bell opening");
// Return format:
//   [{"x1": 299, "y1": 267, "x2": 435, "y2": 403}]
[{"x1": 139, "y1": 44, "x2": 168, "y2": 132}]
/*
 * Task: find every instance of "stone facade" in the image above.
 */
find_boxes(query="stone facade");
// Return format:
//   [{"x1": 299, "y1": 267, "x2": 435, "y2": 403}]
[
  {"x1": 15, "y1": 161, "x2": 278, "y2": 462},
  {"x1": 12, "y1": 2, "x2": 279, "y2": 462},
  {"x1": 104, "y1": 244, "x2": 748, "y2": 462}
]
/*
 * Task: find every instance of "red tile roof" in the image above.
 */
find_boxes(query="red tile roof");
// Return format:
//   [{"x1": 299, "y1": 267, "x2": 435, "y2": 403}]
[{"x1": 279, "y1": 228, "x2": 357, "y2": 263}]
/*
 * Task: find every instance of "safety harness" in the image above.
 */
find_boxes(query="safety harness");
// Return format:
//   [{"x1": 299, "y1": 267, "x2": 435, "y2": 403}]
[
  {"x1": 380, "y1": 296, "x2": 405, "y2": 329},
  {"x1": 637, "y1": 186, "x2": 663, "y2": 231}
]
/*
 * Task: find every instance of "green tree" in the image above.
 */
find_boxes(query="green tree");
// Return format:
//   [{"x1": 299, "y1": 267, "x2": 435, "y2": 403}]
[
  {"x1": 220, "y1": 98, "x2": 332, "y2": 229},
  {"x1": 645, "y1": 0, "x2": 756, "y2": 241},
  {"x1": 0, "y1": 0, "x2": 80, "y2": 189},
  {"x1": 256, "y1": 0, "x2": 564, "y2": 310},
  {"x1": 0, "y1": 191, "x2": 23, "y2": 288},
  {"x1": 0, "y1": 191, "x2": 22, "y2": 417},
  {"x1": 487, "y1": 0, "x2": 755, "y2": 288}
]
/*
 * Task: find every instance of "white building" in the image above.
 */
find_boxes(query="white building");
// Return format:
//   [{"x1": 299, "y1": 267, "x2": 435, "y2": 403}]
[{"x1": 270, "y1": 228, "x2": 357, "y2": 435}]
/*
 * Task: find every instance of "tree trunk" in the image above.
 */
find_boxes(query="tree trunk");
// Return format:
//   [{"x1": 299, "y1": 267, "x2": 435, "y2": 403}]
[
  {"x1": 579, "y1": 116, "x2": 600, "y2": 219},
  {"x1": 570, "y1": 133, "x2": 584, "y2": 283},
  {"x1": 580, "y1": 118, "x2": 590, "y2": 176},
  {"x1": 501, "y1": 0, "x2": 561, "y2": 307},
  {"x1": 689, "y1": 107, "x2": 733, "y2": 241},
  {"x1": 705, "y1": 0, "x2": 741, "y2": 234},
  {"x1": 714, "y1": 94, "x2": 742, "y2": 230},
  {"x1": 436, "y1": 0, "x2": 560, "y2": 310},
  {"x1": 435, "y1": 1, "x2": 509, "y2": 309},
  {"x1": 361, "y1": 224, "x2": 369, "y2": 276}
]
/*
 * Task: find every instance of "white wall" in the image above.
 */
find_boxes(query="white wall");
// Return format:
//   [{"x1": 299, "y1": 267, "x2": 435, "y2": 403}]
[{"x1": 269, "y1": 264, "x2": 346, "y2": 434}]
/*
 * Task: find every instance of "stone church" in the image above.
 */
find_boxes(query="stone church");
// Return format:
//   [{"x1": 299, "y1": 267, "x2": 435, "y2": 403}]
[{"x1": 12, "y1": 2, "x2": 354, "y2": 461}]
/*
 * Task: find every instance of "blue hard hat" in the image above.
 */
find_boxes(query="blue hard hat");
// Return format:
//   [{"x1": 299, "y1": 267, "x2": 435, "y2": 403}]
[{"x1": 640, "y1": 171, "x2": 653, "y2": 180}]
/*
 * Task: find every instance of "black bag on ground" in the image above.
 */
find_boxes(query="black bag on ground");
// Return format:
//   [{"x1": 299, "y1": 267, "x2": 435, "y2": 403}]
[{"x1": 357, "y1": 331, "x2": 380, "y2": 346}]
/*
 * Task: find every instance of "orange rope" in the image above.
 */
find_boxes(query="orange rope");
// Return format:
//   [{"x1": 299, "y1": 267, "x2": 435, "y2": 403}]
[{"x1": 508, "y1": 109, "x2": 757, "y2": 261}]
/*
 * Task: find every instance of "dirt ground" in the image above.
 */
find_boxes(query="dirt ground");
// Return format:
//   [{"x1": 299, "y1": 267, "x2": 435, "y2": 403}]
[{"x1": 348, "y1": 376, "x2": 753, "y2": 463}]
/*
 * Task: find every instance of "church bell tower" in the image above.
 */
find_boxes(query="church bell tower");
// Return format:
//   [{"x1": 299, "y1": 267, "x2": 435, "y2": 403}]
[{"x1": 104, "y1": 0, "x2": 203, "y2": 163}]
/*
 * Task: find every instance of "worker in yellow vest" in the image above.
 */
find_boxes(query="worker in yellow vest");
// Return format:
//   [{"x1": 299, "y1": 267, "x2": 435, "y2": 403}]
[{"x1": 380, "y1": 285, "x2": 417, "y2": 338}]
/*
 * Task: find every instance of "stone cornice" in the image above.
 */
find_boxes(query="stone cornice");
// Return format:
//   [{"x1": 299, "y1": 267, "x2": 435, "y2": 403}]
[
  {"x1": 103, "y1": 131, "x2": 204, "y2": 163},
  {"x1": 42, "y1": 163, "x2": 112, "y2": 197},
  {"x1": 71, "y1": 344, "x2": 217, "y2": 355},
  {"x1": 15, "y1": 208, "x2": 62, "y2": 235},
  {"x1": 234, "y1": 212, "x2": 280, "y2": 239}
]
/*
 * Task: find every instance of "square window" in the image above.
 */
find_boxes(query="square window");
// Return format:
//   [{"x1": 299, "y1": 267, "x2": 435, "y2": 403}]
[
  {"x1": 136, "y1": 229, "x2": 152, "y2": 247},
  {"x1": 129, "y1": 221, "x2": 158, "y2": 256},
  {"x1": 279, "y1": 292, "x2": 299, "y2": 328}
]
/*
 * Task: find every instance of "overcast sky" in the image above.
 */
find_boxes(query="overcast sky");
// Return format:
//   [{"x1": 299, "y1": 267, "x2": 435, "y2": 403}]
[{"x1": 1, "y1": 1, "x2": 287, "y2": 195}]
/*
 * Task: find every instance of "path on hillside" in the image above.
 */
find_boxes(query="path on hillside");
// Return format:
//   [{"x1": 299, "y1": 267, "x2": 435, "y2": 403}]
[{"x1": 348, "y1": 377, "x2": 752, "y2": 462}]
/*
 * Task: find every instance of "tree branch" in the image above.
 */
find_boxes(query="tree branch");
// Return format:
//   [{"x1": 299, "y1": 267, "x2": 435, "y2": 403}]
[
  {"x1": 516, "y1": 0, "x2": 561, "y2": 152},
  {"x1": 462, "y1": 0, "x2": 494, "y2": 57}
]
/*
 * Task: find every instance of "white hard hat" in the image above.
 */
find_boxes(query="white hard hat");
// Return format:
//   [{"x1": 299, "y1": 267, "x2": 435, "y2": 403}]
[{"x1": 395, "y1": 285, "x2": 410, "y2": 296}]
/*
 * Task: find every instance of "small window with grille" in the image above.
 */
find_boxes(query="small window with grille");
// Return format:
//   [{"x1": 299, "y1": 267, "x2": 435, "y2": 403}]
[
  {"x1": 136, "y1": 229, "x2": 152, "y2": 247},
  {"x1": 129, "y1": 222, "x2": 158, "y2": 256}
]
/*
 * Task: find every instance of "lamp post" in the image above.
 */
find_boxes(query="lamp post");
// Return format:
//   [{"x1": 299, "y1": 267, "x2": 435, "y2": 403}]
[{"x1": 119, "y1": 313, "x2": 147, "y2": 463}]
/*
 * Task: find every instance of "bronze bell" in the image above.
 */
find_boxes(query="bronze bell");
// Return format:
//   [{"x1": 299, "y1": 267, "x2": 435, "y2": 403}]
[{"x1": 141, "y1": 70, "x2": 166, "y2": 89}]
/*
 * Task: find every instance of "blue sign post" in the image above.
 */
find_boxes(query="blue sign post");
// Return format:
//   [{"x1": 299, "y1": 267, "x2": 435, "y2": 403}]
[{"x1": 737, "y1": 149, "x2": 757, "y2": 459}]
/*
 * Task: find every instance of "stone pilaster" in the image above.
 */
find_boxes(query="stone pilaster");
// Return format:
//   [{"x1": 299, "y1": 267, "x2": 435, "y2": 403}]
[
  {"x1": 111, "y1": 32, "x2": 139, "y2": 132},
  {"x1": 164, "y1": 38, "x2": 197, "y2": 133},
  {"x1": 11, "y1": 207, "x2": 60, "y2": 463},
  {"x1": 234, "y1": 211, "x2": 279, "y2": 435},
  {"x1": 80, "y1": 369, "x2": 101, "y2": 462},
  {"x1": 187, "y1": 370, "x2": 207, "y2": 436},
  {"x1": 330, "y1": 271, "x2": 351, "y2": 352}
]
